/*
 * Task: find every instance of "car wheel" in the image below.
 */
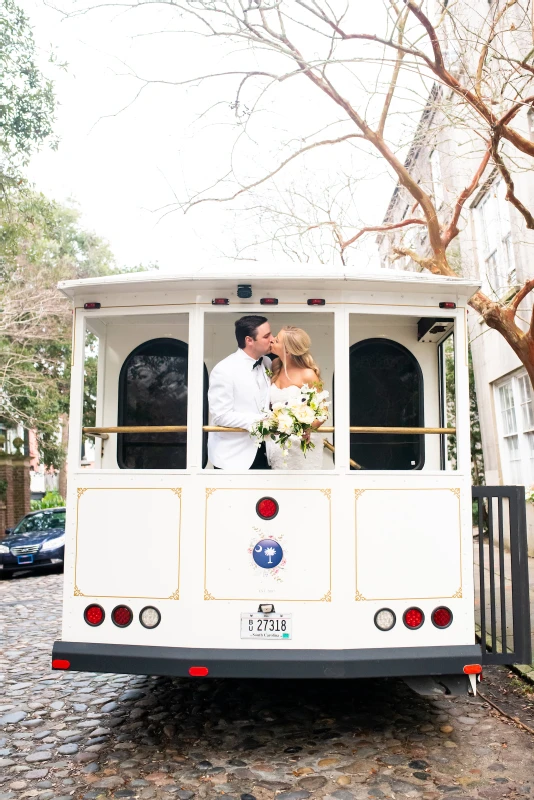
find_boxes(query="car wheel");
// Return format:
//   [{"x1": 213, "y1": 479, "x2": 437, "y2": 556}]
[{"x1": 0, "y1": 572, "x2": 14, "y2": 580}]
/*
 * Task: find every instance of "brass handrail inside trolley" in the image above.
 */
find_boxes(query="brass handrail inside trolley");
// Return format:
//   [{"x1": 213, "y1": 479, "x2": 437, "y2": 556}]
[{"x1": 83, "y1": 425, "x2": 456, "y2": 435}]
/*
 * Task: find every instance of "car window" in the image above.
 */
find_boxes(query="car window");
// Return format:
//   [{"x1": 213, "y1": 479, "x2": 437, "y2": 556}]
[{"x1": 14, "y1": 511, "x2": 66, "y2": 534}]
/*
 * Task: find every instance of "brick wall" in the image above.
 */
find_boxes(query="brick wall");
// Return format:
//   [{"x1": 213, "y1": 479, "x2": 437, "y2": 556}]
[
  {"x1": 12, "y1": 457, "x2": 31, "y2": 527},
  {"x1": 0, "y1": 452, "x2": 31, "y2": 535},
  {"x1": 0, "y1": 454, "x2": 15, "y2": 531}
]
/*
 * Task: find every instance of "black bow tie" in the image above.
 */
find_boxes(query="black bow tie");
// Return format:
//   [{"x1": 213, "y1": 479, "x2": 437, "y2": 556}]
[{"x1": 252, "y1": 357, "x2": 263, "y2": 369}]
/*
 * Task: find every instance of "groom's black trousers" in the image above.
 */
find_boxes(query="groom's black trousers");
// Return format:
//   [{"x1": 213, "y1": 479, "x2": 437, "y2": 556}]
[{"x1": 214, "y1": 442, "x2": 271, "y2": 470}]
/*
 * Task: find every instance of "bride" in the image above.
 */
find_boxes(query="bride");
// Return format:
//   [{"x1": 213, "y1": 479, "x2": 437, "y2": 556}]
[{"x1": 267, "y1": 326, "x2": 326, "y2": 470}]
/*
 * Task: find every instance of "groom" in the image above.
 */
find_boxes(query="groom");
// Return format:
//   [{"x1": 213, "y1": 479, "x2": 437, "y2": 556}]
[{"x1": 208, "y1": 315, "x2": 274, "y2": 470}]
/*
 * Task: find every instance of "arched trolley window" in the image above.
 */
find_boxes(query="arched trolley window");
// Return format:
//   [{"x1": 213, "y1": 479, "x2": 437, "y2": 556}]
[
  {"x1": 349, "y1": 338, "x2": 424, "y2": 470},
  {"x1": 117, "y1": 337, "x2": 208, "y2": 469}
]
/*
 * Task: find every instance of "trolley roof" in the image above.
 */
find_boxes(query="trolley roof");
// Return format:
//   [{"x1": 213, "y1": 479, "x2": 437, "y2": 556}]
[{"x1": 58, "y1": 262, "x2": 481, "y2": 299}]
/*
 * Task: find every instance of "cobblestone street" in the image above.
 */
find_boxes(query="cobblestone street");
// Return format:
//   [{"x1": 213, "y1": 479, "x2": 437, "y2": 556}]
[{"x1": 1, "y1": 572, "x2": 534, "y2": 800}]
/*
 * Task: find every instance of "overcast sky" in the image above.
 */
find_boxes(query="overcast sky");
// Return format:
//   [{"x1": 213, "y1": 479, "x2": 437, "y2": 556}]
[{"x1": 25, "y1": 1, "x2": 411, "y2": 273}]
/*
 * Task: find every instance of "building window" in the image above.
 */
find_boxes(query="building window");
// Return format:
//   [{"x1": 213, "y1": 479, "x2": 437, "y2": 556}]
[
  {"x1": 495, "y1": 372, "x2": 534, "y2": 485},
  {"x1": 349, "y1": 339, "x2": 424, "y2": 470},
  {"x1": 474, "y1": 178, "x2": 516, "y2": 297}
]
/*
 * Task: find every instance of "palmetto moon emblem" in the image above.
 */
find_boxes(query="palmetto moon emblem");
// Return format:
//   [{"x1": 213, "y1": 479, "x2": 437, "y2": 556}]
[{"x1": 253, "y1": 539, "x2": 283, "y2": 569}]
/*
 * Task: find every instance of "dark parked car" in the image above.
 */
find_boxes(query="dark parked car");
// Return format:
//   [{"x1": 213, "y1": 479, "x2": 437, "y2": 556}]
[{"x1": 0, "y1": 507, "x2": 66, "y2": 576}]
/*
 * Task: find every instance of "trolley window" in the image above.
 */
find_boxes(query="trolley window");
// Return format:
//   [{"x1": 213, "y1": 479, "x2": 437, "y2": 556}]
[
  {"x1": 118, "y1": 337, "x2": 190, "y2": 469},
  {"x1": 349, "y1": 338, "x2": 424, "y2": 470}
]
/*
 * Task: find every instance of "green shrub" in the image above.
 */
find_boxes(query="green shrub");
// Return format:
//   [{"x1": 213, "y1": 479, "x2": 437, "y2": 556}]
[{"x1": 31, "y1": 491, "x2": 65, "y2": 510}]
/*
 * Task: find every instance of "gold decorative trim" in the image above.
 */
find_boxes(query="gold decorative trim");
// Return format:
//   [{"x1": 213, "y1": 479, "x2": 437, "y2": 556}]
[
  {"x1": 204, "y1": 487, "x2": 332, "y2": 602},
  {"x1": 355, "y1": 487, "x2": 463, "y2": 601},
  {"x1": 74, "y1": 487, "x2": 182, "y2": 600}
]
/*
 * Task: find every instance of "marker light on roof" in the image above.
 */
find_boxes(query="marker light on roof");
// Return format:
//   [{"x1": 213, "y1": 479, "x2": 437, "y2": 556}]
[
  {"x1": 212, "y1": 298, "x2": 229, "y2": 305},
  {"x1": 307, "y1": 299, "x2": 325, "y2": 306},
  {"x1": 260, "y1": 298, "x2": 279, "y2": 305},
  {"x1": 439, "y1": 302, "x2": 456, "y2": 309},
  {"x1": 84, "y1": 302, "x2": 101, "y2": 310}
]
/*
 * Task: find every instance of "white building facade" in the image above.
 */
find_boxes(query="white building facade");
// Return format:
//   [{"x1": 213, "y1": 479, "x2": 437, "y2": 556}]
[{"x1": 377, "y1": 0, "x2": 534, "y2": 552}]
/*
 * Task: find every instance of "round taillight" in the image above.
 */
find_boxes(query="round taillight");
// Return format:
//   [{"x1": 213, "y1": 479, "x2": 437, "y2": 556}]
[
  {"x1": 432, "y1": 606, "x2": 453, "y2": 628},
  {"x1": 403, "y1": 607, "x2": 424, "y2": 629},
  {"x1": 84, "y1": 604, "x2": 105, "y2": 627},
  {"x1": 374, "y1": 608, "x2": 396, "y2": 631},
  {"x1": 112, "y1": 605, "x2": 133, "y2": 628},
  {"x1": 256, "y1": 497, "x2": 279, "y2": 520},
  {"x1": 140, "y1": 606, "x2": 161, "y2": 629}
]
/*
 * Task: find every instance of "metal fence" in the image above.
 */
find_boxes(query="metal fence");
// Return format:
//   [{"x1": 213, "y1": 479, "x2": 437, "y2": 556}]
[{"x1": 472, "y1": 485, "x2": 531, "y2": 666}]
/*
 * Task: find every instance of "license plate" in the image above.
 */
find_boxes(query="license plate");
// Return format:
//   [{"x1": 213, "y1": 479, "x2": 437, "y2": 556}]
[
  {"x1": 240, "y1": 613, "x2": 292, "y2": 640},
  {"x1": 17, "y1": 555, "x2": 33, "y2": 565}
]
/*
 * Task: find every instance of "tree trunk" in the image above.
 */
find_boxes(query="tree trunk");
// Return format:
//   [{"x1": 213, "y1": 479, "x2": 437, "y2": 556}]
[{"x1": 58, "y1": 413, "x2": 69, "y2": 501}]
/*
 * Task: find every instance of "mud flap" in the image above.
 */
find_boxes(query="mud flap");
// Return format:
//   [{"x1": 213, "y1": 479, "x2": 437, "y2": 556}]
[{"x1": 403, "y1": 674, "x2": 471, "y2": 697}]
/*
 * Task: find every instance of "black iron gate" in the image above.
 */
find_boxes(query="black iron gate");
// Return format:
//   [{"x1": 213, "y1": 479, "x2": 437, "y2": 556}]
[{"x1": 473, "y1": 486, "x2": 531, "y2": 666}]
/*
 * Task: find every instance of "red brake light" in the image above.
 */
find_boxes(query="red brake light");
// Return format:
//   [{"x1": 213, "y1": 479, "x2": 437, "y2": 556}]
[
  {"x1": 432, "y1": 606, "x2": 453, "y2": 628},
  {"x1": 307, "y1": 299, "x2": 325, "y2": 306},
  {"x1": 189, "y1": 666, "x2": 209, "y2": 677},
  {"x1": 256, "y1": 497, "x2": 279, "y2": 519},
  {"x1": 84, "y1": 604, "x2": 105, "y2": 626},
  {"x1": 52, "y1": 659, "x2": 71, "y2": 670},
  {"x1": 212, "y1": 298, "x2": 229, "y2": 305},
  {"x1": 260, "y1": 298, "x2": 279, "y2": 305},
  {"x1": 463, "y1": 664, "x2": 482, "y2": 675},
  {"x1": 112, "y1": 605, "x2": 133, "y2": 628},
  {"x1": 84, "y1": 302, "x2": 101, "y2": 310},
  {"x1": 403, "y1": 607, "x2": 424, "y2": 629},
  {"x1": 439, "y1": 302, "x2": 456, "y2": 309}
]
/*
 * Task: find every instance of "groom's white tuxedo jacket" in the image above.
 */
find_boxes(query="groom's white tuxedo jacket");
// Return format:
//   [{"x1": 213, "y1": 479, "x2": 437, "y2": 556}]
[{"x1": 208, "y1": 349, "x2": 272, "y2": 470}]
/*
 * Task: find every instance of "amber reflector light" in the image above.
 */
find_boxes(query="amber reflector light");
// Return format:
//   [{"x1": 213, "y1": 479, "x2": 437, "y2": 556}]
[
  {"x1": 112, "y1": 605, "x2": 133, "y2": 628},
  {"x1": 403, "y1": 607, "x2": 424, "y2": 629},
  {"x1": 463, "y1": 664, "x2": 482, "y2": 674},
  {"x1": 84, "y1": 604, "x2": 105, "y2": 626},
  {"x1": 256, "y1": 497, "x2": 279, "y2": 519}
]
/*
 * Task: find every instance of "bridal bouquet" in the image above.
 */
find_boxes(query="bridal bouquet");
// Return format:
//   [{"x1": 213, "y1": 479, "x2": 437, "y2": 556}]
[{"x1": 250, "y1": 384, "x2": 330, "y2": 457}]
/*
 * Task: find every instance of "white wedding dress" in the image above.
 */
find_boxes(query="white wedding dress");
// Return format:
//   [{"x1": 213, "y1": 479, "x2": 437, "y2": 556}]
[{"x1": 266, "y1": 384, "x2": 325, "y2": 470}]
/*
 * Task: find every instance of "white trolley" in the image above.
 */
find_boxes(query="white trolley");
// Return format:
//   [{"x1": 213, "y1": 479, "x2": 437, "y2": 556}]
[{"x1": 52, "y1": 265, "x2": 532, "y2": 694}]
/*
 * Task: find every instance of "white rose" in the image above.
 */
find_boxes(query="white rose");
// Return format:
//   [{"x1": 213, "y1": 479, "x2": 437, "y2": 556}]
[
  {"x1": 276, "y1": 412, "x2": 294, "y2": 434},
  {"x1": 293, "y1": 404, "x2": 316, "y2": 425}
]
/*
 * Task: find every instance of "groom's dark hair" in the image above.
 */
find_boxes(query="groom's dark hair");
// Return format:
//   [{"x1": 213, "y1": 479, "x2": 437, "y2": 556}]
[{"x1": 235, "y1": 315, "x2": 268, "y2": 349}]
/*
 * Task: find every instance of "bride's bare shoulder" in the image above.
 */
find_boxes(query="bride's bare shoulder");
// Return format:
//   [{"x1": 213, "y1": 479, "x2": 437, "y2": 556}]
[{"x1": 299, "y1": 368, "x2": 320, "y2": 386}]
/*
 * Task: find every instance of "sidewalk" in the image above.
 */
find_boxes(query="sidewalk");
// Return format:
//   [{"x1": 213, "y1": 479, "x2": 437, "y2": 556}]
[{"x1": 473, "y1": 538, "x2": 534, "y2": 681}]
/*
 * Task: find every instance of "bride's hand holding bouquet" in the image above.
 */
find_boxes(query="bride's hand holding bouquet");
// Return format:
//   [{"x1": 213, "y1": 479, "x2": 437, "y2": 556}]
[{"x1": 251, "y1": 383, "x2": 330, "y2": 457}]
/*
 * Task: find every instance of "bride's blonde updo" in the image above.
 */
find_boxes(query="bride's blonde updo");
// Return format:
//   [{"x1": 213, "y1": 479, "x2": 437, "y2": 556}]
[{"x1": 271, "y1": 326, "x2": 322, "y2": 385}]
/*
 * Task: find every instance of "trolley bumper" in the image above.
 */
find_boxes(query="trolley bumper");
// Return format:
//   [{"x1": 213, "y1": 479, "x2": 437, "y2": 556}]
[{"x1": 52, "y1": 641, "x2": 482, "y2": 679}]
